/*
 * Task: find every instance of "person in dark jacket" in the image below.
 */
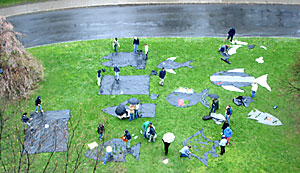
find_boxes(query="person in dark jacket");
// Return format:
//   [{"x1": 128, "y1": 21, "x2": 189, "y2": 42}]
[
  {"x1": 226, "y1": 28, "x2": 236, "y2": 42},
  {"x1": 124, "y1": 130, "x2": 132, "y2": 148},
  {"x1": 114, "y1": 66, "x2": 120, "y2": 81},
  {"x1": 97, "y1": 123, "x2": 105, "y2": 142},
  {"x1": 221, "y1": 120, "x2": 229, "y2": 135},
  {"x1": 22, "y1": 113, "x2": 32, "y2": 130},
  {"x1": 159, "y1": 67, "x2": 166, "y2": 86},
  {"x1": 133, "y1": 37, "x2": 139, "y2": 53},
  {"x1": 35, "y1": 96, "x2": 43, "y2": 113},
  {"x1": 210, "y1": 98, "x2": 219, "y2": 114}
]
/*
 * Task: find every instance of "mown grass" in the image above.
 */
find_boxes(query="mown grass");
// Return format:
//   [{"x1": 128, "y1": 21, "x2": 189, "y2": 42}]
[
  {"x1": 3, "y1": 37, "x2": 300, "y2": 172},
  {"x1": 0, "y1": 0, "x2": 49, "y2": 8}
]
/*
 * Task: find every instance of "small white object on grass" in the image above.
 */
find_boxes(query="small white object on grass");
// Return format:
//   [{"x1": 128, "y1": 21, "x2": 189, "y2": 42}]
[
  {"x1": 163, "y1": 159, "x2": 169, "y2": 164},
  {"x1": 134, "y1": 136, "x2": 138, "y2": 139},
  {"x1": 88, "y1": 142, "x2": 98, "y2": 150},
  {"x1": 140, "y1": 130, "x2": 143, "y2": 134},
  {"x1": 256, "y1": 57, "x2": 264, "y2": 63},
  {"x1": 45, "y1": 124, "x2": 49, "y2": 128},
  {"x1": 132, "y1": 134, "x2": 135, "y2": 136},
  {"x1": 260, "y1": 46, "x2": 267, "y2": 50}
]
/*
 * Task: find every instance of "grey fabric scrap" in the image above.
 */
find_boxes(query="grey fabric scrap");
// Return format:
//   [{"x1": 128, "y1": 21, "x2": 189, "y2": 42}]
[
  {"x1": 150, "y1": 94, "x2": 159, "y2": 100},
  {"x1": 248, "y1": 45, "x2": 256, "y2": 49}
]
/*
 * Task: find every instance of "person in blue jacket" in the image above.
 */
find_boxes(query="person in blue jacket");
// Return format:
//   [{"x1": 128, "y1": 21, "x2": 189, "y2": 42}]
[{"x1": 159, "y1": 67, "x2": 166, "y2": 86}]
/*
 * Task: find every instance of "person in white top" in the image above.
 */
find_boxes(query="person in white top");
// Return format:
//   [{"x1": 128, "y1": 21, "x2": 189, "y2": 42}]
[
  {"x1": 144, "y1": 44, "x2": 149, "y2": 59},
  {"x1": 113, "y1": 38, "x2": 120, "y2": 52},
  {"x1": 251, "y1": 81, "x2": 258, "y2": 98},
  {"x1": 219, "y1": 135, "x2": 227, "y2": 155}
]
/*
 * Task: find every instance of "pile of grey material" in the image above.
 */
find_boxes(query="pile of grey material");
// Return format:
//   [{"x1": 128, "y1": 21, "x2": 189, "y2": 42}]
[
  {"x1": 98, "y1": 75, "x2": 150, "y2": 95},
  {"x1": 102, "y1": 52, "x2": 147, "y2": 69},
  {"x1": 233, "y1": 96, "x2": 254, "y2": 107},
  {"x1": 24, "y1": 110, "x2": 71, "y2": 154},
  {"x1": 165, "y1": 88, "x2": 210, "y2": 108},
  {"x1": 85, "y1": 138, "x2": 141, "y2": 162},
  {"x1": 102, "y1": 99, "x2": 156, "y2": 118},
  {"x1": 182, "y1": 128, "x2": 219, "y2": 168}
]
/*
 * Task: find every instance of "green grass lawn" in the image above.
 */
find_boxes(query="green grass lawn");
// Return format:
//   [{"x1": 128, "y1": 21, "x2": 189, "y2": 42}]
[
  {"x1": 2, "y1": 37, "x2": 300, "y2": 172},
  {"x1": 0, "y1": 0, "x2": 49, "y2": 8}
]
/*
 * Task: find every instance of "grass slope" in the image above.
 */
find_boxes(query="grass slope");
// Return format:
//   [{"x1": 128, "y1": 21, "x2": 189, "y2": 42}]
[{"x1": 5, "y1": 38, "x2": 300, "y2": 172}]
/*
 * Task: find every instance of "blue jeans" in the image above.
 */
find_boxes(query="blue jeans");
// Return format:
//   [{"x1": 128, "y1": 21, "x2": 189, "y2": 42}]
[
  {"x1": 103, "y1": 152, "x2": 112, "y2": 165},
  {"x1": 180, "y1": 153, "x2": 189, "y2": 157},
  {"x1": 225, "y1": 114, "x2": 231, "y2": 124},
  {"x1": 35, "y1": 105, "x2": 43, "y2": 112},
  {"x1": 114, "y1": 45, "x2": 117, "y2": 52},
  {"x1": 251, "y1": 91, "x2": 256, "y2": 98},
  {"x1": 115, "y1": 72, "x2": 119, "y2": 80},
  {"x1": 127, "y1": 139, "x2": 131, "y2": 148},
  {"x1": 134, "y1": 110, "x2": 139, "y2": 119},
  {"x1": 129, "y1": 113, "x2": 134, "y2": 121},
  {"x1": 146, "y1": 52, "x2": 148, "y2": 60},
  {"x1": 99, "y1": 133, "x2": 103, "y2": 141},
  {"x1": 210, "y1": 105, "x2": 216, "y2": 113},
  {"x1": 23, "y1": 122, "x2": 31, "y2": 130},
  {"x1": 134, "y1": 44, "x2": 138, "y2": 53}
]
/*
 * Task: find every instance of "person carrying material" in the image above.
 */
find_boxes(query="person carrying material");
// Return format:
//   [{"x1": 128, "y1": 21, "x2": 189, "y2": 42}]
[
  {"x1": 35, "y1": 96, "x2": 43, "y2": 113},
  {"x1": 22, "y1": 113, "x2": 33, "y2": 131},
  {"x1": 97, "y1": 123, "x2": 105, "y2": 142},
  {"x1": 210, "y1": 98, "x2": 219, "y2": 114},
  {"x1": 159, "y1": 67, "x2": 166, "y2": 86},
  {"x1": 219, "y1": 135, "x2": 227, "y2": 155},
  {"x1": 251, "y1": 81, "x2": 258, "y2": 98},
  {"x1": 147, "y1": 122, "x2": 157, "y2": 143},
  {"x1": 142, "y1": 121, "x2": 150, "y2": 138},
  {"x1": 114, "y1": 66, "x2": 120, "y2": 81},
  {"x1": 123, "y1": 130, "x2": 131, "y2": 148},
  {"x1": 133, "y1": 37, "x2": 139, "y2": 53},
  {"x1": 179, "y1": 145, "x2": 191, "y2": 158},
  {"x1": 113, "y1": 38, "x2": 120, "y2": 52},
  {"x1": 225, "y1": 105, "x2": 232, "y2": 124},
  {"x1": 144, "y1": 44, "x2": 149, "y2": 60},
  {"x1": 226, "y1": 28, "x2": 236, "y2": 42}
]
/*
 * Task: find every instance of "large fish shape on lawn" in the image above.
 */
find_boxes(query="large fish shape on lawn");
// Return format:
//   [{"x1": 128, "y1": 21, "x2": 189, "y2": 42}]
[
  {"x1": 157, "y1": 57, "x2": 194, "y2": 74},
  {"x1": 247, "y1": 109, "x2": 283, "y2": 126},
  {"x1": 85, "y1": 138, "x2": 141, "y2": 163},
  {"x1": 210, "y1": 68, "x2": 271, "y2": 92}
]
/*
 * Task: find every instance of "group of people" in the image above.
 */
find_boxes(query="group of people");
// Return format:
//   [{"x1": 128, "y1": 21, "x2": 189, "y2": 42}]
[
  {"x1": 21, "y1": 96, "x2": 44, "y2": 132},
  {"x1": 112, "y1": 37, "x2": 148, "y2": 59}
]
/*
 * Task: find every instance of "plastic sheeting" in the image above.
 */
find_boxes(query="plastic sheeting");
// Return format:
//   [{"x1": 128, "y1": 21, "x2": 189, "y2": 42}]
[
  {"x1": 233, "y1": 96, "x2": 254, "y2": 107},
  {"x1": 85, "y1": 138, "x2": 141, "y2": 162},
  {"x1": 102, "y1": 52, "x2": 147, "y2": 69},
  {"x1": 182, "y1": 128, "x2": 219, "y2": 167},
  {"x1": 150, "y1": 94, "x2": 159, "y2": 100},
  {"x1": 99, "y1": 75, "x2": 150, "y2": 95},
  {"x1": 248, "y1": 109, "x2": 283, "y2": 126},
  {"x1": 157, "y1": 57, "x2": 194, "y2": 74},
  {"x1": 24, "y1": 110, "x2": 71, "y2": 154},
  {"x1": 166, "y1": 88, "x2": 210, "y2": 108}
]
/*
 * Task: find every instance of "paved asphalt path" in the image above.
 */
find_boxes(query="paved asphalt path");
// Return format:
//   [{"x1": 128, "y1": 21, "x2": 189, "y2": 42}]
[{"x1": 7, "y1": 4, "x2": 300, "y2": 48}]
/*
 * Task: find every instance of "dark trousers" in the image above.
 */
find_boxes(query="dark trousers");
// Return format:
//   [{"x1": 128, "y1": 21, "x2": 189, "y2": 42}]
[
  {"x1": 227, "y1": 35, "x2": 234, "y2": 42},
  {"x1": 162, "y1": 140, "x2": 171, "y2": 155},
  {"x1": 220, "y1": 146, "x2": 225, "y2": 155},
  {"x1": 114, "y1": 45, "x2": 117, "y2": 52},
  {"x1": 146, "y1": 52, "x2": 148, "y2": 60}
]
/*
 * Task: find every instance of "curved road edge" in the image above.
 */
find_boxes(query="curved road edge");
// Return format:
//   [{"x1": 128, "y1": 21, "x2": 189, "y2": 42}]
[{"x1": 1, "y1": 0, "x2": 300, "y2": 17}]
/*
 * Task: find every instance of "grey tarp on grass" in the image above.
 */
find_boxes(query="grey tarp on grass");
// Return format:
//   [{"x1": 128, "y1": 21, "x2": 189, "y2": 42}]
[
  {"x1": 233, "y1": 96, "x2": 254, "y2": 107},
  {"x1": 248, "y1": 109, "x2": 283, "y2": 126},
  {"x1": 24, "y1": 110, "x2": 71, "y2": 154},
  {"x1": 182, "y1": 128, "x2": 219, "y2": 168},
  {"x1": 150, "y1": 94, "x2": 159, "y2": 100},
  {"x1": 103, "y1": 103, "x2": 156, "y2": 118},
  {"x1": 166, "y1": 89, "x2": 210, "y2": 108},
  {"x1": 102, "y1": 52, "x2": 147, "y2": 69},
  {"x1": 98, "y1": 75, "x2": 150, "y2": 95},
  {"x1": 248, "y1": 45, "x2": 256, "y2": 49},
  {"x1": 85, "y1": 138, "x2": 141, "y2": 162}
]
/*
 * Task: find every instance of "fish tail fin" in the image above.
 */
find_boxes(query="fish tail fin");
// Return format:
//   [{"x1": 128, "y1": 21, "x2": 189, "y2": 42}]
[
  {"x1": 255, "y1": 74, "x2": 272, "y2": 91},
  {"x1": 183, "y1": 60, "x2": 194, "y2": 68},
  {"x1": 128, "y1": 142, "x2": 141, "y2": 161}
]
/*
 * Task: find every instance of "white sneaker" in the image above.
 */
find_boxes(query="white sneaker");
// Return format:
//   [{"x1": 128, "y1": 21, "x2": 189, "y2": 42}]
[{"x1": 35, "y1": 111, "x2": 38, "y2": 113}]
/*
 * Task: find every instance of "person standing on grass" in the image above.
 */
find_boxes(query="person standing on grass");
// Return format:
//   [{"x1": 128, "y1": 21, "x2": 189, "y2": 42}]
[
  {"x1": 124, "y1": 130, "x2": 131, "y2": 148},
  {"x1": 219, "y1": 135, "x2": 227, "y2": 155},
  {"x1": 133, "y1": 36, "x2": 139, "y2": 53},
  {"x1": 142, "y1": 121, "x2": 150, "y2": 138},
  {"x1": 97, "y1": 122, "x2": 105, "y2": 142},
  {"x1": 210, "y1": 98, "x2": 219, "y2": 114},
  {"x1": 224, "y1": 126, "x2": 233, "y2": 146},
  {"x1": 112, "y1": 38, "x2": 120, "y2": 53},
  {"x1": 97, "y1": 69, "x2": 102, "y2": 86},
  {"x1": 221, "y1": 120, "x2": 229, "y2": 135},
  {"x1": 159, "y1": 67, "x2": 166, "y2": 86},
  {"x1": 144, "y1": 44, "x2": 149, "y2": 59},
  {"x1": 114, "y1": 66, "x2": 120, "y2": 81},
  {"x1": 22, "y1": 113, "x2": 32, "y2": 131},
  {"x1": 251, "y1": 81, "x2": 258, "y2": 98},
  {"x1": 147, "y1": 122, "x2": 157, "y2": 143},
  {"x1": 35, "y1": 96, "x2": 43, "y2": 113},
  {"x1": 226, "y1": 28, "x2": 236, "y2": 42},
  {"x1": 103, "y1": 146, "x2": 113, "y2": 165},
  {"x1": 162, "y1": 139, "x2": 171, "y2": 156},
  {"x1": 128, "y1": 104, "x2": 136, "y2": 121},
  {"x1": 225, "y1": 105, "x2": 232, "y2": 124},
  {"x1": 179, "y1": 145, "x2": 191, "y2": 158}
]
